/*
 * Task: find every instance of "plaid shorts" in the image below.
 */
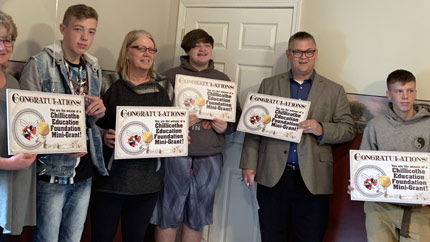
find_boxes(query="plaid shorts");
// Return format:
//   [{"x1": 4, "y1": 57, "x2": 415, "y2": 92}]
[{"x1": 150, "y1": 153, "x2": 222, "y2": 231}]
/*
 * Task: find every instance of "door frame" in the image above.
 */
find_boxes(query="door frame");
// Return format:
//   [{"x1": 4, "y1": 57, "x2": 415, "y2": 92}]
[{"x1": 173, "y1": 0, "x2": 302, "y2": 66}]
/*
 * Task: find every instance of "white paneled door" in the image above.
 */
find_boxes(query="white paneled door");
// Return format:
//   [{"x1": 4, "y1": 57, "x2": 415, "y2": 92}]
[{"x1": 176, "y1": 3, "x2": 299, "y2": 242}]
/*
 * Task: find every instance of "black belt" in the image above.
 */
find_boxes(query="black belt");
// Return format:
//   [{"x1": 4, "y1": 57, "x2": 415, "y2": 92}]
[
  {"x1": 285, "y1": 163, "x2": 299, "y2": 171},
  {"x1": 400, "y1": 206, "x2": 412, "y2": 238},
  {"x1": 38, "y1": 175, "x2": 74, "y2": 184}
]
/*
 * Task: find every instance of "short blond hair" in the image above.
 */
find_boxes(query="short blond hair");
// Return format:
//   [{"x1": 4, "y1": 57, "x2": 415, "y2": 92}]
[
  {"x1": 116, "y1": 30, "x2": 156, "y2": 80},
  {"x1": 0, "y1": 11, "x2": 17, "y2": 41},
  {"x1": 0, "y1": 11, "x2": 17, "y2": 69}
]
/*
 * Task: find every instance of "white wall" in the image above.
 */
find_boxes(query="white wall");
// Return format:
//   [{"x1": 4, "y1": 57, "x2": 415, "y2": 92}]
[
  {"x1": 300, "y1": 0, "x2": 430, "y2": 99},
  {"x1": 3, "y1": 0, "x2": 430, "y2": 99},
  {"x1": 1, "y1": 0, "x2": 180, "y2": 72}
]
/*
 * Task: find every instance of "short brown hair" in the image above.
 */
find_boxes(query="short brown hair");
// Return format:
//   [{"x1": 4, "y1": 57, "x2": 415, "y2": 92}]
[
  {"x1": 288, "y1": 31, "x2": 316, "y2": 50},
  {"x1": 386, "y1": 69, "x2": 416, "y2": 90},
  {"x1": 181, "y1": 29, "x2": 214, "y2": 52},
  {"x1": 116, "y1": 30, "x2": 156, "y2": 80},
  {"x1": 62, "y1": 4, "x2": 98, "y2": 25}
]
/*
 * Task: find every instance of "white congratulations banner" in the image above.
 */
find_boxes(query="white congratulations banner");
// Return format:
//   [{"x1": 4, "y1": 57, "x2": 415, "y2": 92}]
[
  {"x1": 350, "y1": 150, "x2": 430, "y2": 204},
  {"x1": 174, "y1": 74, "x2": 237, "y2": 122},
  {"x1": 115, "y1": 106, "x2": 188, "y2": 159},
  {"x1": 237, "y1": 92, "x2": 310, "y2": 143},
  {"x1": 7, "y1": 89, "x2": 87, "y2": 155}
]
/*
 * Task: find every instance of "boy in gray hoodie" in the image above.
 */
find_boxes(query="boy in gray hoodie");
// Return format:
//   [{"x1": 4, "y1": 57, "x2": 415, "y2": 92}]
[{"x1": 360, "y1": 69, "x2": 430, "y2": 241}]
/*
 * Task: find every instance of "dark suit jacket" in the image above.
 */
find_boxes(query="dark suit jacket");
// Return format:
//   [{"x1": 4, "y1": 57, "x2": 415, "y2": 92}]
[{"x1": 240, "y1": 71, "x2": 355, "y2": 194}]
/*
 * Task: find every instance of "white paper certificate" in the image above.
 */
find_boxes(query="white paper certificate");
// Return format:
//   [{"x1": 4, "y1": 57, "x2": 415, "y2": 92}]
[
  {"x1": 350, "y1": 150, "x2": 430, "y2": 204},
  {"x1": 174, "y1": 74, "x2": 237, "y2": 122},
  {"x1": 7, "y1": 89, "x2": 87, "y2": 154},
  {"x1": 114, "y1": 106, "x2": 188, "y2": 159},
  {"x1": 237, "y1": 92, "x2": 311, "y2": 143}
]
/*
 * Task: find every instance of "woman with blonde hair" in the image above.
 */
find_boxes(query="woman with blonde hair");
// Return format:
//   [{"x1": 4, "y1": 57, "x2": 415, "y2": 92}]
[
  {"x1": 0, "y1": 10, "x2": 37, "y2": 241},
  {"x1": 90, "y1": 29, "x2": 173, "y2": 242}
]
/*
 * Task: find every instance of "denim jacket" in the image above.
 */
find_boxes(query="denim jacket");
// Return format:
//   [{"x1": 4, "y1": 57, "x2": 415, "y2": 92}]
[{"x1": 19, "y1": 40, "x2": 108, "y2": 177}]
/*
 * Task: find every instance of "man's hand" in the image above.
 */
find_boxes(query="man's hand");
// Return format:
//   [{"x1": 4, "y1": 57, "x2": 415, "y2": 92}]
[
  {"x1": 299, "y1": 119, "x2": 323, "y2": 136},
  {"x1": 211, "y1": 118, "x2": 228, "y2": 133},
  {"x1": 104, "y1": 129, "x2": 116, "y2": 149},
  {"x1": 84, "y1": 95, "x2": 106, "y2": 121},
  {"x1": 242, "y1": 169, "x2": 256, "y2": 188}
]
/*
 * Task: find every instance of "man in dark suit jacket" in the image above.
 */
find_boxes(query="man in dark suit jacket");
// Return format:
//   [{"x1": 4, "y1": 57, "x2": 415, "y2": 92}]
[{"x1": 240, "y1": 31, "x2": 355, "y2": 242}]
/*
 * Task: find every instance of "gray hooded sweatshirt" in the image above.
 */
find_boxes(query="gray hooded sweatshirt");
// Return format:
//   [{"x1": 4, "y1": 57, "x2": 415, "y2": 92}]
[
  {"x1": 163, "y1": 56, "x2": 241, "y2": 156},
  {"x1": 360, "y1": 104, "x2": 430, "y2": 152}
]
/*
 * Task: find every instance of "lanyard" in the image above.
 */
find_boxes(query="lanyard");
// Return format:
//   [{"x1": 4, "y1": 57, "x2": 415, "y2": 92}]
[{"x1": 64, "y1": 56, "x2": 88, "y2": 95}]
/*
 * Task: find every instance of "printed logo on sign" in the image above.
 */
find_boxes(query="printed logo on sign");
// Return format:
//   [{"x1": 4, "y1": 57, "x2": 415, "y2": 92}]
[
  {"x1": 176, "y1": 88, "x2": 202, "y2": 114},
  {"x1": 242, "y1": 105, "x2": 270, "y2": 131},
  {"x1": 354, "y1": 165, "x2": 387, "y2": 198},
  {"x1": 12, "y1": 109, "x2": 46, "y2": 150},
  {"x1": 118, "y1": 121, "x2": 150, "y2": 155}
]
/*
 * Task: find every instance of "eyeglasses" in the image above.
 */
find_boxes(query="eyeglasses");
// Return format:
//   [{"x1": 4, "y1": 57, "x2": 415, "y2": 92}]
[
  {"x1": 0, "y1": 39, "x2": 15, "y2": 47},
  {"x1": 290, "y1": 49, "x2": 316, "y2": 58},
  {"x1": 130, "y1": 45, "x2": 157, "y2": 54}
]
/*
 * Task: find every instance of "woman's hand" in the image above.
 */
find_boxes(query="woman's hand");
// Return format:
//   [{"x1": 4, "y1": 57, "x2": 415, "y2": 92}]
[
  {"x1": 0, "y1": 153, "x2": 37, "y2": 170},
  {"x1": 104, "y1": 129, "x2": 116, "y2": 149}
]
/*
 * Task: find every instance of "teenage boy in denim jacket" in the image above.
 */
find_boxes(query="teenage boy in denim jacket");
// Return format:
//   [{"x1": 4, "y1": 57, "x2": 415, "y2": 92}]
[{"x1": 19, "y1": 4, "x2": 107, "y2": 242}]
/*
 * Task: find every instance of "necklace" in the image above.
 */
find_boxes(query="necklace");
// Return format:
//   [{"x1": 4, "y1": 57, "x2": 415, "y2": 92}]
[{"x1": 64, "y1": 56, "x2": 88, "y2": 95}]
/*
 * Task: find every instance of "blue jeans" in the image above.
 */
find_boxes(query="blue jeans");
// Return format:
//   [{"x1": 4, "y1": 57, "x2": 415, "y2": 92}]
[
  {"x1": 0, "y1": 234, "x2": 8, "y2": 242},
  {"x1": 33, "y1": 178, "x2": 92, "y2": 242},
  {"x1": 0, "y1": 227, "x2": 8, "y2": 242}
]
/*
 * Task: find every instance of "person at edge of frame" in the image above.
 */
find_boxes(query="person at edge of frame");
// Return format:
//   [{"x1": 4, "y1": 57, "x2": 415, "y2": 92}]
[
  {"x1": 0, "y1": 10, "x2": 37, "y2": 242},
  {"x1": 349, "y1": 69, "x2": 430, "y2": 242}
]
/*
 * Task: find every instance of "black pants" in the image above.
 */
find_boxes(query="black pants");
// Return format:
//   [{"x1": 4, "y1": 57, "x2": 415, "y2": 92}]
[
  {"x1": 257, "y1": 169, "x2": 330, "y2": 242},
  {"x1": 90, "y1": 191, "x2": 159, "y2": 242}
]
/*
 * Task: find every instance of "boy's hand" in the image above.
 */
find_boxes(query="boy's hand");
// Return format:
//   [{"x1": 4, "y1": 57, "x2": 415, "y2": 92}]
[
  {"x1": 347, "y1": 179, "x2": 354, "y2": 195},
  {"x1": 211, "y1": 119, "x2": 227, "y2": 133},
  {"x1": 84, "y1": 95, "x2": 106, "y2": 121},
  {"x1": 189, "y1": 114, "x2": 199, "y2": 127},
  {"x1": 65, "y1": 152, "x2": 88, "y2": 158}
]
